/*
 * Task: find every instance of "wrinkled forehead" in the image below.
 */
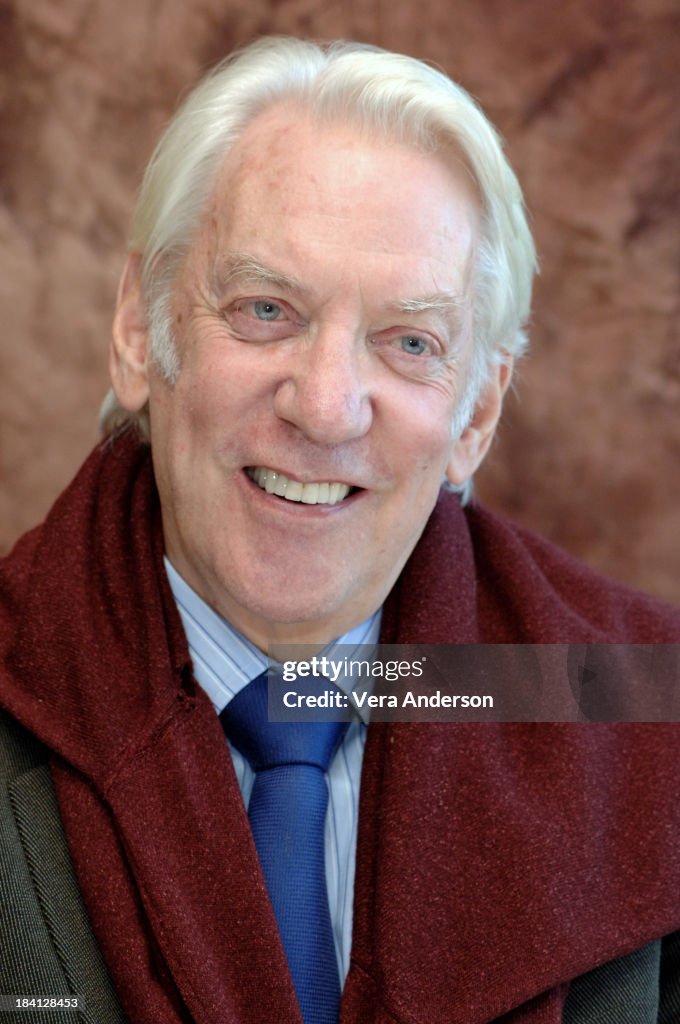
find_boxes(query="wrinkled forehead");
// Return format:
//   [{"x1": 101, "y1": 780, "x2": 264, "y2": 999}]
[
  {"x1": 189, "y1": 102, "x2": 481, "y2": 291},
  {"x1": 216, "y1": 99, "x2": 480, "y2": 205}
]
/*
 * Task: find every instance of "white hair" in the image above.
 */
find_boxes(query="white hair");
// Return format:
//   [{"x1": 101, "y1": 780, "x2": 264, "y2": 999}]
[{"x1": 100, "y1": 34, "x2": 537, "y2": 491}]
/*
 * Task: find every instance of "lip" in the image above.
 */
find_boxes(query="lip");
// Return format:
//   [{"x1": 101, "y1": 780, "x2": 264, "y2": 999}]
[{"x1": 240, "y1": 467, "x2": 365, "y2": 514}]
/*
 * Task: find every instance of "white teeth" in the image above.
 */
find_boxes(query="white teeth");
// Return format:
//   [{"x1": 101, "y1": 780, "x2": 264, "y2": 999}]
[
  {"x1": 301, "y1": 483, "x2": 319, "y2": 504},
  {"x1": 248, "y1": 467, "x2": 351, "y2": 505},
  {"x1": 285, "y1": 480, "x2": 304, "y2": 502},
  {"x1": 264, "y1": 471, "x2": 278, "y2": 494}
]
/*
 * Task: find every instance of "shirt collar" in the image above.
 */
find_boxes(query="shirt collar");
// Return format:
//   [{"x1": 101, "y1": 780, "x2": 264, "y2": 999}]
[{"x1": 164, "y1": 556, "x2": 381, "y2": 717}]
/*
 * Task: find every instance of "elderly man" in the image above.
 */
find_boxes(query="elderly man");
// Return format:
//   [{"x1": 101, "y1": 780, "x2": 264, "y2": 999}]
[{"x1": 1, "y1": 36, "x2": 680, "y2": 1024}]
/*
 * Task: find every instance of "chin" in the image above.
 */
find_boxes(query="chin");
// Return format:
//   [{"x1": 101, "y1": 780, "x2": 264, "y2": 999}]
[{"x1": 226, "y1": 584, "x2": 354, "y2": 646}]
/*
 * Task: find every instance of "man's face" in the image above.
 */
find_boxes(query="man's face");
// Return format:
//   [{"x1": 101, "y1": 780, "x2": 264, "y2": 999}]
[{"x1": 113, "y1": 107, "x2": 497, "y2": 649}]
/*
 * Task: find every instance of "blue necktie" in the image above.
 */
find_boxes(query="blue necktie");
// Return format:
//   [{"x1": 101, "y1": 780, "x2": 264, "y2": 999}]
[{"x1": 220, "y1": 671, "x2": 347, "y2": 1024}]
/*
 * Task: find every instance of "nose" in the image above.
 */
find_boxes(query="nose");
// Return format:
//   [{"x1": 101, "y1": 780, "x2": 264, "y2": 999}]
[{"x1": 273, "y1": 330, "x2": 373, "y2": 445}]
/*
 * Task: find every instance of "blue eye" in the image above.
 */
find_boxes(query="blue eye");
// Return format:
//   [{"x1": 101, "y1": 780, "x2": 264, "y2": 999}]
[
  {"x1": 400, "y1": 336, "x2": 428, "y2": 355},
  {"x1": 253, "y1": 300, "x2": 282, "y2": 321}
]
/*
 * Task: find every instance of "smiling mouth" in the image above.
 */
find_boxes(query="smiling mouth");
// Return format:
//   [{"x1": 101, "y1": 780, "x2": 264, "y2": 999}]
[{"x1": 246, "y1": 467, "x2": 358, "y2": 505}]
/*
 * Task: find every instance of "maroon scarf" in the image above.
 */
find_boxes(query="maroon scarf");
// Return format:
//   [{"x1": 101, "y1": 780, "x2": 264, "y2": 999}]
[{"x1": 2, "y1": 433, "x2": 680, "y2": 1023}]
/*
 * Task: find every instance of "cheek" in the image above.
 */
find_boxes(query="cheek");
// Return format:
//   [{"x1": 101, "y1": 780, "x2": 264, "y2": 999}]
[
  {"x1": 148, "y1": 380, "x2": 217, "y2": 504},
  {"x1": 173, "y1": 354, "x2": 238, "y2": 430},
  {"x1": 392, "y1": 401, "x2": 455, "y2": 481},
  {"x1": 183, "y1": 336, "x2": 274, "y2": 417}
]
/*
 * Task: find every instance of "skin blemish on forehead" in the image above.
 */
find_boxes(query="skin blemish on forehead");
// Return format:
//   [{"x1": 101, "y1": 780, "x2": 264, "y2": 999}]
[{"x1": 222, "y1": 108, "x2": 312, "y2": 197}]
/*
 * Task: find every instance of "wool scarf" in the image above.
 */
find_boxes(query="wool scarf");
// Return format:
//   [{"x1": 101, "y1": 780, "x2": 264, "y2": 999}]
[{"x1": 1, "y1": 433, "x2": 680, "y2": 1024}]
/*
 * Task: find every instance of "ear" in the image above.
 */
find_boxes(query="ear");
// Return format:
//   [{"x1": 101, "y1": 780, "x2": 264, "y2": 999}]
[
  {"x1": 109, "y1": 253, "x2": 151, "y2": 412},
  {"x1": 445, "y1": 356, "x2": 513, "y2": 486}
]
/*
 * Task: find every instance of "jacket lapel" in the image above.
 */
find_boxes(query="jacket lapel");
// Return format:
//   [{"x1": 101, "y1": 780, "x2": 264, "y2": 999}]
[{"x1": 0, "y1": 710, "x2": 125, "y2": 1023}]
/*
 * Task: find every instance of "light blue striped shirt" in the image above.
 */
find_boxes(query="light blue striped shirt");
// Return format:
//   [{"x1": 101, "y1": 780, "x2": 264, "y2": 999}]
[{"x1": 164, "y1": 557, "x2": 381, "y2": 982}]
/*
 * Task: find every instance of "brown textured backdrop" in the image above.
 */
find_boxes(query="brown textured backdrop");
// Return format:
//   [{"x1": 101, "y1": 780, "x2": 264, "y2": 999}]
[{"x1": 1, "y1": 0, "x2": 678, "y2": 602}]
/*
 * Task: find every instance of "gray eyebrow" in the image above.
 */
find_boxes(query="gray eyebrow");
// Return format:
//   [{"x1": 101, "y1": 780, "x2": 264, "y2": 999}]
[
  {"x1": 215, "y1": 253, "x2": 306, "y2": 294},
  {"x1": 216, "y1": 254, "x2": 466, "y2": 330},
  {"x1": 394, "y1": 294, "x2": 464, "y2": 316},
  {"x1": 392, "y1": 294, "x2": 467, "y2": 336}
]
